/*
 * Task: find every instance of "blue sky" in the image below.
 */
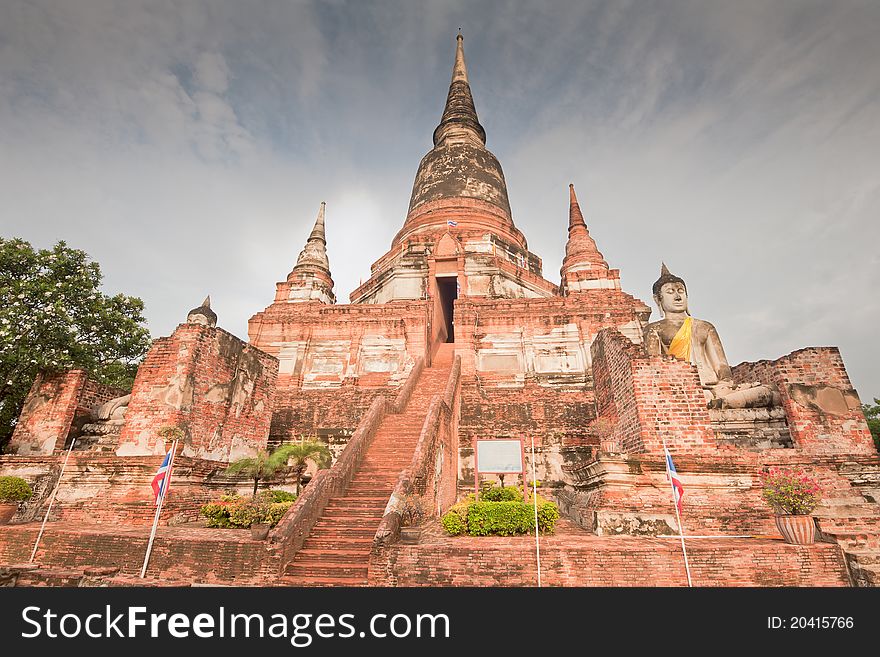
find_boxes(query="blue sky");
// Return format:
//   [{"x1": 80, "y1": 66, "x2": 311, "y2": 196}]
[{"x1": 1, "y1": 0, "x2": 878, "y2": 399}]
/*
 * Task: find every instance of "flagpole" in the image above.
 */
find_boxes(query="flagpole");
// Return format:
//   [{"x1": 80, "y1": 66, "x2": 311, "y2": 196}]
[
  {"x1": 662, "y1": 438, "x2": 692, "y2": 587},
  {"x1": 140, "y1": 439, "x2": 178, "y2": 579},
  {"x1": 531, "y1": 436, "x2": 541, "y2": 588},
  {"x1": 29, "y1": 437, "x2": 76, "y2": 562}
]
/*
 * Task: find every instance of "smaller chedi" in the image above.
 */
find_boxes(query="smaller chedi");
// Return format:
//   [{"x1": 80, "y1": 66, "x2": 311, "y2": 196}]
[{"x1": 643, "y1": 264, "x2": 779, "y2": 409}]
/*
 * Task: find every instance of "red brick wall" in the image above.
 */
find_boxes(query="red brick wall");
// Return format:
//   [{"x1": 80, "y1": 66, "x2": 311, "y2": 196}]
[
  {"x1": 459, "y1": 383, "x2": 596, "y2": 449},
  {"x1": 0, "y1": 454, "x2": 265, "y2": 527},
  {"x1": 733, "y1": 347, "x2": 874, "y2": 456},
  {"x1": 0, "y1": 524, "x2": 277, "y2": 584},
  {"x1": 78, "y1": 380, "x2": 129, "y2": 412},
  {"x1": 10, "y1": 370, "x2": 87, "y2": 455},
  {"x1": 269, "y1": 387, "x2": 384, "y2": 444},
  {"x1": 372, "y1": 530, "x2": 850, "y2": 586},
  {"x1": 591, "y1": 329, "x2": 714, "y2": 454},
  {"x1": 118, "y1": 324, "x2": 278, "y2": 460}
]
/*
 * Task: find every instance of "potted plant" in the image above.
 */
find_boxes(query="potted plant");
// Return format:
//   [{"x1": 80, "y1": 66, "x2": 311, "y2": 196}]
[
  {"x1": 761, "y1": 467, "x2": 821, "y2": 545},
  {"x1": 0, "y1": 476, "x2": 33, "y2": 525}
]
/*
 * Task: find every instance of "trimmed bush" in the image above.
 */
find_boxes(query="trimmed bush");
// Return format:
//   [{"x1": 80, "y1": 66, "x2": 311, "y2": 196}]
[
  {"x1": 200, "y1": 491, "x2": 295, "y2": 529},
  {"x1": 440, "y1": 501, "x2": 469, "y2": 536},
  {"x1": 0, "y1": 476, "x2": 33, "y2": 502},
  {"x1": 440, "y1": 495, "x2": 559, "y2": 536},
  {"x1": 478, "y1": 484, "x2": 523, "y2": 502},
  {"x1": 468, "y1": 500, "x2": 535, "y2": 536},
  {"x1": 266, "y1": 489, "x2": 297, "y2": 503}
]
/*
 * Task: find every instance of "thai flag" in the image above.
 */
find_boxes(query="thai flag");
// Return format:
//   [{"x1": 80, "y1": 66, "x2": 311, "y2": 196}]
[
  {"x1": 151, "y1": 448, "x2": 174, "y2": 506},
  {"x1": 447, "y1": 219, "x2": 458, "y2": 227},
  {"x1": 664, "y1": 447, "x2": 684, "y2": 513}
]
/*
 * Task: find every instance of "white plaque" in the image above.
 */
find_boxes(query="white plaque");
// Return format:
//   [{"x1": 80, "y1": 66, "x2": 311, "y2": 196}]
[{"x1": 476, "y1": 440, "x2": 523, "y2": 473}]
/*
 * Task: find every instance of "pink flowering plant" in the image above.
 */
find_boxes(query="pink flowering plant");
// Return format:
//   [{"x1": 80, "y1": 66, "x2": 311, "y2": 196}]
[{"x1": 761, "y1": 467, "x2": 821, "y2": 515}]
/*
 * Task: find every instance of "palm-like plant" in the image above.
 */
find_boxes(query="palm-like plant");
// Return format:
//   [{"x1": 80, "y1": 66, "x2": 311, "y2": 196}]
[
  {"x1": 278, "y1": 439, "x2": 333, "y2": 495},
  {"x1": 224, "y1": 440, "x2": 332, "y2": 497}
]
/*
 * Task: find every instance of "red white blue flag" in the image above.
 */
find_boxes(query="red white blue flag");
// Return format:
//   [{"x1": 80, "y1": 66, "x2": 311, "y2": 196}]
[
  {"x1": 447, "y1": 219, "x2": 458, "y2": 227},
  {"x1": 151, "y1": 448, "x2": 174, "y2": 506},
  {"x1": 664, "y1": 447, "x2": 684, "y2": 513}
]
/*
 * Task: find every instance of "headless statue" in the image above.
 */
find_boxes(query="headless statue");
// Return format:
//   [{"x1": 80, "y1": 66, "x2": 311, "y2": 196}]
[{"x1": 643, "y1": 264, "x2": 778, "y2": 409}]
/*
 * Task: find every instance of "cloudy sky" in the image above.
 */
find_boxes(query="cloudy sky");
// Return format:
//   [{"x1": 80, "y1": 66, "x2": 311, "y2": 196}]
[{"x1": 1, "y1": 0, "x2": 878, "y2": 399}]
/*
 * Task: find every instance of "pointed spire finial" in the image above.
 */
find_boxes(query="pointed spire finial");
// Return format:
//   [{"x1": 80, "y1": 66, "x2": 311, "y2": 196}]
[
  {"x1": 307, "y1": 201, "x2": 327, "y2": 244},
  {"x1": 568, "y1": 182, "x2": 587, "y2": 230},
  {"x1": 202, "y1": 295, "x2": 211, "y2": 309},
  {"x1": 432, "y1": 32, "x2": 485, "y2": 146},
  {"x1": 452, "y1": 30, "x2": 468, "y2": 83}
]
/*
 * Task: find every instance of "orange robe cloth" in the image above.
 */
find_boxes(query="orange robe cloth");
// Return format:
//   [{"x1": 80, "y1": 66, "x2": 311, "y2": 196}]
[{"x1": 668, "y1": 316, "x2": 693, "y2": 362}]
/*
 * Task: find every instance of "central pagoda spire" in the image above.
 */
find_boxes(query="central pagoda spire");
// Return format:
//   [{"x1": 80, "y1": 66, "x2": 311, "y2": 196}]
[
  {"x1": 432, "y1": 33, "x2": 486, "y2": 147},
  {"x1": 396, "y1": 32, "x2": 519, "y2": 246}
]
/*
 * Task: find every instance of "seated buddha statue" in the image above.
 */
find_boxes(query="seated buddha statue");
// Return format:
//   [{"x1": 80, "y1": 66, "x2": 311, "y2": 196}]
[{"x1": 643, "y1": 264, "x2": 778, "y2": 409}]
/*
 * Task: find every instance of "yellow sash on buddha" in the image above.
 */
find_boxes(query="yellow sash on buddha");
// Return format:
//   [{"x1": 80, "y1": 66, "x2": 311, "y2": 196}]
[{"x1": 668, "y1": 316, "x2": 692, "y2": 362}]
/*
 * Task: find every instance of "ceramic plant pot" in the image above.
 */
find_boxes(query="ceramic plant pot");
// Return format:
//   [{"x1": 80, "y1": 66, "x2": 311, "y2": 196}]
[{"x1": 775, "y1": 514, "x2": 816, "y2": 545}]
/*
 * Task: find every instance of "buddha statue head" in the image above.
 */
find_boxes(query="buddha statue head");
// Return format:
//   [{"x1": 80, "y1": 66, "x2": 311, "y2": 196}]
[
  {"x1": 186, "y1": 295, "x2": 217, "y2": 327},
  {"x1": 652, "y1": 263, "x2": 688, "y2": 318}
]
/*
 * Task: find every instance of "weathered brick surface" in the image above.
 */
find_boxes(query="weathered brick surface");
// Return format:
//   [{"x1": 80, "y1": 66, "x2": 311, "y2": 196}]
[
  {"x1": 733, "y1": 347, "x2": 874, "y2": 456},
  {"x1": 372, "y1": 519, "x2": 850, "y2": 586},
  {"x1": 10, "y1": 370, "x2": 87, "y2": 455},
  {"x1": 591, "y1": 328, "x2": 714, "y2": 454},
  {"x1": 0, "y1": 523, "x2": 278, "y2": 584},
  {"x1": 269, "y1": 387, "x2": 383, "y2": 445},
  {"x1": 118, "y1": 323, "x2": 278, "y2": 460},
  {"x1": 0, "y1": 454, "x2": 283, "y2": 526}
]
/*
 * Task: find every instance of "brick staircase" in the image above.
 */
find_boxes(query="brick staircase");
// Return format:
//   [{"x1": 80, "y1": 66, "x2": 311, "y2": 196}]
[{"x1": 281, "y1": 343, "x2": 455, "y2": 586}]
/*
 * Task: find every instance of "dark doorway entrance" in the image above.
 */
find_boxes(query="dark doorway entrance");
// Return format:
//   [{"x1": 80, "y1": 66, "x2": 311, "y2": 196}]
[{"x1": 437, "y1": 277, "x2": 457, "y2": 343}]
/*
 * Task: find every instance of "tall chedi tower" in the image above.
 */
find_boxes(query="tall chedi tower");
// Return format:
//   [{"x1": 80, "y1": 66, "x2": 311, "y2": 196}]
[{"x1": 350, "y1": 33, "x2": 557, "y2": 306}]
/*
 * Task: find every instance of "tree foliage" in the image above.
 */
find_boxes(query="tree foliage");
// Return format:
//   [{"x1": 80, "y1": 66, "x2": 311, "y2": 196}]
[
  {"x1": 0, "y1": 237, "x2": 152, "y2": 449},
  {"x1": 863, "y1": 398, "x2": 880, "y2": 453},
  {"x1": 225, "y1": 441, "x2": 332, "y2": 496}
]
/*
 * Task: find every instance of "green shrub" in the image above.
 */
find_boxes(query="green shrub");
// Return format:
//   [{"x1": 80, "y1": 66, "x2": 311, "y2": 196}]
[
  {"x1": 0, "y1": 476, "x2": 33, "y2": 502},
  {"x1": 266, "y1": 489, "x2": 297, "y2": 503},
  {"x1": 440, "y1": 495, "x2": 560, "y2": 536},
  {"x1": 265, "y1": 501, "x2": 294, "y2": 526},
  {"x1": 441, "y1": 501, "x2": 470, "y2": 536},
  {"x1": 536, "y1": 499, "x2": 560, "y2": 533},
  {"x1": 200, "y1": 493, "x2": 294, "y2": 529},
  {"x1": 478, "y1": 484, "x2": 523, "y2": 502}
]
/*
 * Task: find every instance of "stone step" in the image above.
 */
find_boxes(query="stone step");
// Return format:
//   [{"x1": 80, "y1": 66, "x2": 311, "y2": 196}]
[
  {"x1": 309, "y1": 527, "x2": 378, "y2": 538},
  {"x1": 295, "y1": 548, "x2": 372, "y2": 562},
  {"x1": 312, "y1": 515, "x2": 383, "y2": 526},
  {"x1": 322, "y1": 507, "x2": 385, "y2": 517},
  {"x1": 279, "y1": 575, "x2": 367, "y2": 587},
  {"x1": 286, "y1": 563, "x2": 369, "y2": 579},
  {"x1": 327, "y1": 499, "x2": 388, "y2": 513},
  {"x1": 303, "y1": 537, "x2": 375, "y2": 549}
]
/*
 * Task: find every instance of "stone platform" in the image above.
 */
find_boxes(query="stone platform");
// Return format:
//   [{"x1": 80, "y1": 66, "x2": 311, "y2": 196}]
[
  {"x1": 369, "y1": 519, "x2": 851, "y2": 587},
  {"x1": 0, "y1": 521, "x2": 278, "y2": 586}
]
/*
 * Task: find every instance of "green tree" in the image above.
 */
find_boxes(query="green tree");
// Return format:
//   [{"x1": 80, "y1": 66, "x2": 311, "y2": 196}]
[
  {"x1": 225, "y1": 441, "x2": 332, "y2": 497},
  {"x1": 0, "y1": 237, "x2": 152, "y2": 450},
  {"x1": 281, "y1": 439, "x2": 333, "y2": 495},
  {"x1": 862, "y1": 398, "x2": 880, "y2": 453}
]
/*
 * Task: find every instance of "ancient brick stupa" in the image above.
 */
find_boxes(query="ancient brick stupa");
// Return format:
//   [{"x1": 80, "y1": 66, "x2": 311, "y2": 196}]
[{"x1": 2, "y1": 34, "x2": 878, "y2": 588}]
